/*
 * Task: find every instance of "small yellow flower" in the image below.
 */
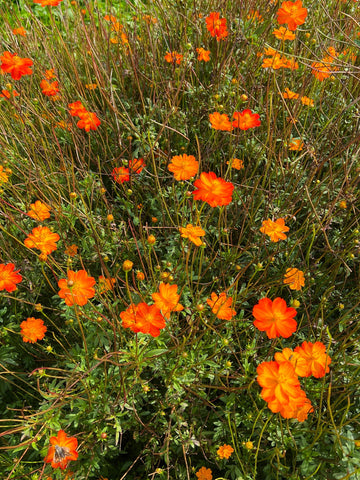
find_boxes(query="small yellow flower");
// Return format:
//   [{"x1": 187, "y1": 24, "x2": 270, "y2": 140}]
[
  {"x1": 245, "y1": 441, "x2": 254, "y2": 450},
  {"x1": 123, "y1": 260, "x2": 133, "y2": 272}
]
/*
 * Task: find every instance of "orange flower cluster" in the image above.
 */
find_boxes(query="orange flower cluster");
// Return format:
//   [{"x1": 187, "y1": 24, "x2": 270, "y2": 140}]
[
  {"x1": 260, "y1": 218, "x2": 289, "y2": 242},
  {"x1": 24, "y1": 226, "x2": 60, "y2": 255},
  {"x1": 120, "y1": 302, "x2": 166, "y2": 337},
  {"x1": 272, "y1": 26, "x2": 296, "y2": 40},
  {"x1": 311, "y1": 48, "x2": 339, "y2": 81},
  {"x1": 205, "y1": 12, "x2": 228, "y2": 41},
  {"x1": 253, "y1": 297, "x2": 297, "y2": 339},
  {"x1": 164, "y1": 51, "x2": 183, "y2": 65},
  {"x1": 112, "y1": 158, "x2": 145, "y2": 184},
  {"x1": 207, "y1": 292, "x2": 236, "y2": 320},
  {"x1": 44, "y1": 430, "x2": 78, "y2": 470},
  {"x1": 258, "y1": 341, "x2": 331, "y2": 421},
  {"x1": 151, "y1": 283, "x2": 183, "y2": 319},
  {"x1": 0, "y1": 263, "x2": 22, "y2": 292},
  {"x1": 20, "y1": 317, "x2": 47, "y2": 343},
  {"x1": 193, "y1": 172, "x2": 234, "y2": 208},
  {"x1": 209, "y1": 109, "x2": 261, "y2": 131},
  {"x1": 276, "y1": 0, "x2": 307, "y2": 31},
  {"x1": 68, "y1": 101, "x2": 100, "y2": 132},
  {"x1": 0, "y1": 88, "x2": 20, "y2": 99},
  {"x1": 168, "y1": 154, "x2": 199, "y2": 180},
  {"x1": 0, "y1": 51, "x2": 33, "y2": 80},
  {"x1": 262, "y1": 48, "x2": 299, "y2": 70},
  {"x1": 12, "y1": 27, "x2": 27, "y2": 36},
  {"x1": 58, "y1": 270, "x2": 96, "y2": 306},
  {"x1": 104, "y1": 14, "x2": 129, "y2": 45},
  {"x1": 98, "y1": 275, "x2": 116, "y2": 294}
]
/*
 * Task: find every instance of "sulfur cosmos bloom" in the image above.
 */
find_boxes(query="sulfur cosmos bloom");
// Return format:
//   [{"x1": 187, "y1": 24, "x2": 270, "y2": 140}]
[
  {"x1": 311, "y1": 60, "x2": 333, "y2": 81},
  {"x1": 283, "y1": 268, "x2": 305, "y2": 290},
  {"x1": 272, "y1": 26, "x2": 296, "y2": 40},
  {"x1": 77, "y1": 111, "x2": 101, "y2": 132},
  {"x1": 207, "y1": 292, "x2": 236, "y2": 320},
  {"x1": 40, "y1": 79, "x2": 59, "y2": 96},
  {"x1": 120, "y1": 302, "x2": 166, "y2": 337},
  {"x1": 58, "y1": 270, "x2": 96, "y2": 306},
  {"x1": 13, "y1": 27, "x2": 27, "y2": 36},
  {"x1": 196, "y1": 466, "x2": 213, "y2": 480},
  {"x1": 179, "y1": 224, "x2": 205, "y2": 246},
  {"x1": 282, "y1": 87, "x2": 299, "y2": 99},
  {"x1": 260, "y1": 218, "x2": 289, "y2": 242},
  {"x1": 196, "y1": 47, "x2": 210, "y2": 62},
  {"x1": 294, "y1": 341, "x2": 332, "y2": 378},
  {"x1": 129, "y1": 158, "x2": 145, "y2": 174},
  {"x1": 0, "y1": 165, "x2": 9, "y2": 183},
  {"x1": 205, "y1": 11, "x2": 228, "y2": 41},
  {"x1": 289, "y1": 138, "x2": 303, "y2": 151},
  {"x1": 34, "y1": 0, "x2": 63, "y2": 5},
  {"x1": 274, "y1": 347, "x2": 309, "y2": 377},
  {"x1": 68, "y1": 101, "x2": 87, "y2": 117},
  {"x1": 232, "y1": 109, "x2": 261, "y2": 130},
  {"x1": 0, "y1": 263, "x2": 22, "y2": 292},
  {"x1": 227, "y1": 158, "x2": 244, "y2": 170},
  {"x1": 151, "y1": 283, "x2": 184, "y2": 319},
  {"x1": 98, "y1": 275, "x2": 116, "y2": 294},
  {"x1": 112, "y1": 166, "x2": 130, "y2": 184},
  {"x1": 217, "y1": 444, "x2": 234, "y2": 459},
  {"x1": 0, "y1": 88, "x2": 20, "y2": 99},
  {"x1": 253, "y1": 297, "x2": 297, "y2": 339},
  {"x1": 209, "y1": 112, "x2": 232, "y2": 131},
  {"x1": 193, "y1": 172, "x2": 234, "y2": 208},
  {"x1": 276, "y1": 0, "x2": 308, "y2": 31},
  {"x1": 0, "y1": 51, "x2": 33, "y2": 80},
  {"x1": 44, "y1": 430, "x2": 78, "y2": 470},
  {"x1": 27, "y1": 200, "x2": 51, "y2": 221},
  {"x1": 164, "y1": 51, "x2": 183, "y2": 65},
  {"x1": 168, "y1": 154, "x2": 199, "y2": 181},
  {"x1": 24, "y1": 226, "x2": 60, "y2": 255},
  {"x1": 20, "y1": 317, "x2": 47, "y2": 343}
]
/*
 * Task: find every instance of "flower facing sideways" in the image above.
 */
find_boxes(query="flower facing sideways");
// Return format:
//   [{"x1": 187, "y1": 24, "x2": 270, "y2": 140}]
[
  {"x1": 207, "y1": 292, "x2": 236, "y2": 320},
  {"x1": 24, "y1": 226, "x2": 60, "y2": 255},
  {"x1": 44, "y1": 430, "x2": 78, "y2": 470},
  {"x1": 260, "y1": 218, "x2": 289, "y2": 242},
  {"x1": 193, "y1": 172, "x2": 234, "y2": 207},
  {"x1": 168, "y1": 154, "x2": 199, "y2": 180},
  {"x1": 232, "y1": 109, "x2": 261, "y2": 130},
  {"x1": 58, "y1": 270, "x2": 96, "y2": 306},
  {"x1": 20, "y1": 317, "x2": 47, "y2": 343},
  {"x1": 0, "y1": 89, "x2": 20, "y2": 99},
  {"x1": 252, "y1": 297, "x2": 297, "y2": 339},
  {"x1": 179, "y1": 224, "x2": 205, "y2": 246},
  {"x1": 276, "y1": 0, "x2": 308, "y2": 31},
  {"x1": 196, "y1": 47, "x2": 210, "y2": 61},
  {"x1": 0, "y1": 51, "x2": 33, "y2": 80},
  {"x1": 27, "y1": 200, "x2": 51, "y2": 221},
  {"x1": 152, "y1": 283, "x2": 183, "y2": 319},
  {"x1": 217, "y1": 444, "x2": 234, "y2": 459},
  {"x1": 205, "y1": 12, "x2": 228, "y2": 41},
  {"x1": 129, "y1": 158, "x2": 145, "y2": 174},
  {"x1": 0, "y1": 263, "x2": 22, "y2": 292}
]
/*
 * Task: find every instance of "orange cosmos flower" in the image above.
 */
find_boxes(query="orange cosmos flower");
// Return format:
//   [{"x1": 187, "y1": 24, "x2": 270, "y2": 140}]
[
  {"x1": 98, "y1": 275, "x2": 116, "y2": 294},
  {"x1": 205, "y1": 12, "x2": 228, "y2": 41},
  {"x1": 164, "y1": 51, "x2": 183, "y2": 64},
  {"x1": 20, "y1": 317, "x2": 47, "y2": 343},
  {"x1": 77, "y1": 111, "x2": 101, "y2": 132},
  {"x1": 252, "y1": 297, "x2": 297, "y2": 339},
  {"x1": 260, "y1": 218, "x2": 289, "y2": 242},
  {"x1": 0, "y1": 89, "x2": 19, "y2": 98},
  {"x1": 274, "y1": 347, "x2": 309, "y2": 377},
  {"x1": 151, "y1": 283, "x2": 184, "y2": 319},
  {"x1": 24, "y1": 226, "x2": 60, "y2": 255},
  {"x1": 196, "y1": 467, "x2": 213, "y2": 480},
  {"x1": 12, "y1": 27, "x2": 27, "y2": 36},
  {"x1": 58, "y1": 270, "x2": 96, "y2": 306},
  {"x1": 40, "y1": 79, "x2": 59, "y2": 96},
  {"x1": 294, "y1": 341, "x2": 332, "y2": 378},
  {"x1": 112, "y1": 166, "x2": 130, "y2": 183},
  {"x1": 168, "y1": 154, "x2": 199, "y2": 180},
  {"x1": 276, "y1": 0, "x2": 308, "y2": 31},
  {"x1": 129, "y1": 158, "x2": 145, "y2": 174},
  {"x1": 227, "y1": 158, "x2": 244, "y2": 170},
  {"x1": 283, "y1": 268, "x2": 305, "y2": 290},
  {"x1": 179, "y1": 224, "x2": 205, "y2": 246},
  {"x1": 257, "y1": 360, "x2": 305, "y2": 409},
  {"x1": 0, "y1": 51, "x2": 33, "y2": 80},
  {"x1": 301, "y1": 96, "x2": 314, "y2": 106},
  {"x1": 44, "y1": 430, "x2": 78, "y2": 470},
  {"x1": 232, "y1": 109, "x2": 261, "y2": 130},
  {"x1": 217, "y1": 444, "x2": 234, "y2": 459},
  {"x1": 209, "y1": 112, "x2": 232, "y2": 131},
  {"x1": 64, "y1": 244, "x2": 78, "y2": 257},
  {"x1": 289, "y1": 138, "x2": 303, "y2": 150},
  {"x1": 283, "y1": 87, "x2": 299, "y2": 99},
  {"x1": 196, "y1": 47, "x2": 210, "y2": 62},
  {"x1": 272, "y1": 26, "x2": 296, "y2": 40},
  {"x1": 193, "y1": 172, "x2": 234, "y2": 208},
  {"x1": 290, "y1": 397, "x2": 314, "y2": 422},
  {"x1": 311, "y1": 60, "x2": 335, "y2": 80},
  {"x1": 0, "y1": 263, "x2": 22, "y2": 292},
  {"x1": 34, "y1": 0, "x2": 63, "y2": 5},
  {"x1": 44, "y1": 69, "x2": 55, "y2": 79},
  {"x1": 207, "y1": 292, "x2": 236, "y2": 320},
  {"x1": 27, "y1": 200, "x2": 51, "y2": 221},
  {"x1": 262, "y1": 53, "x2": 287, "y2": 69},
  {"x1": 68, "y1": 101, "x2": 87, "y2": 117},
  {"x1": 0, "y1": 166, "x2": 9, "y2": 183},
  {"x1": 120, "y1": 302, "x2": 166, "y2": 337}
]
